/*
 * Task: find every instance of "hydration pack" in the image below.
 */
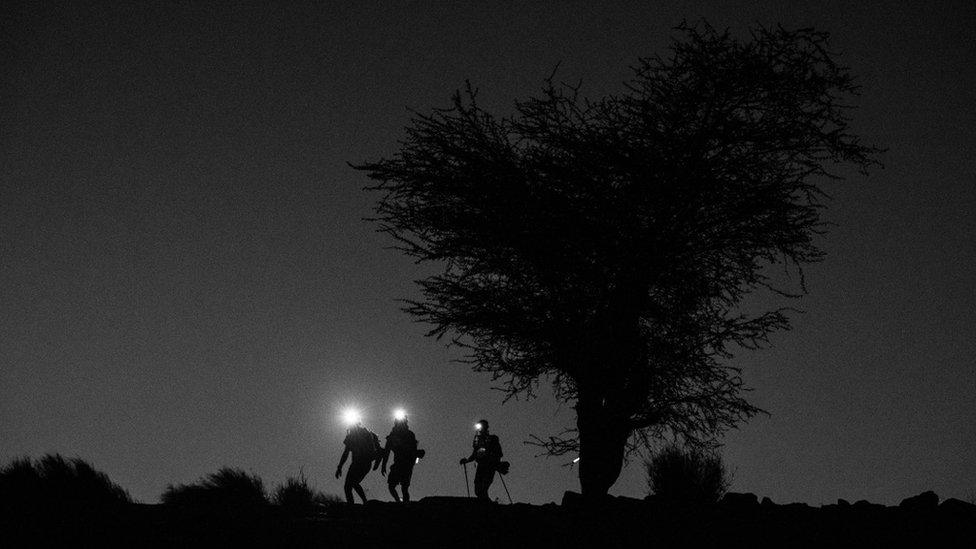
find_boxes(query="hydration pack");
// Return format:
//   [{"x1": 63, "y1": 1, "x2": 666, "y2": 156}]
[{"x1": 348, "y1": 426, "x2": 382, "y2": 461}]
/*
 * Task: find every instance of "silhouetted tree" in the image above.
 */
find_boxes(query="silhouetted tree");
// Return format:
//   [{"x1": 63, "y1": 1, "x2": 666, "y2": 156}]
[{"x1": 354, "y1": 22, "x2": 880, "y2": 496}]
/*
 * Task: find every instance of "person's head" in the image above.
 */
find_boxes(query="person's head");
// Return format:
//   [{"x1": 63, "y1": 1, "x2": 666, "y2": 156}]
[
  {"x1": 342, "y1": 408, "x2": 363, "y2": 430},
  {"x1": 392, "y1": 409, "x2": 408, "y2": 429},
  {"x1": 475, "y1": 419, "x2": 490, "y2": 433}
]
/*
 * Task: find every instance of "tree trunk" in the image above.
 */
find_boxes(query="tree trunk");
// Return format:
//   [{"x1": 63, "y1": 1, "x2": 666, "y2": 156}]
[
  {"x1": 576, "y1": 391, "x2": 631, "y2": 497},
  {"x1": 576, "y1": 290, "x2": 642, "y2": 497}
]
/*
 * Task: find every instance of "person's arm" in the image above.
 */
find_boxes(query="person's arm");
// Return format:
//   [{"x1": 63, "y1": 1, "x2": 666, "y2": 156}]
[
  {"x1": 335, "y1": 447, "x2": 350, "y2": 479},
  {"x1": 372, "y1": 434, "x2": 383, "y2": 470},
  {"x1": 381, "y1": 439, "x2": 391, "y2": 474},
  {"x1": 460, "y1": 444, "x2": 477, "y2": 464}
]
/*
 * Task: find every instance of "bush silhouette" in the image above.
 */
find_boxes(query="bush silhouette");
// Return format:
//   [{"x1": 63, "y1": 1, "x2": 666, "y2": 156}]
[
  {"x1": 646, "y1": 444, "x2": 730, "y2": 504},
  {"x1": 162, "y1": 467, "x2": 268, "y2": 508},
  {"x1": 0, "y1": 454, "x2": 132, "y2": 509},
  {"x1": 272, "y1": 473, "x2": 341, "y2": 514}
]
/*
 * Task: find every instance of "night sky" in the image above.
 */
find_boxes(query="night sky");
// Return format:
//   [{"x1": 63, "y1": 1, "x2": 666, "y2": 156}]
[{"x1": 2, "y1": 1, "x2": 974, "y2": 506}]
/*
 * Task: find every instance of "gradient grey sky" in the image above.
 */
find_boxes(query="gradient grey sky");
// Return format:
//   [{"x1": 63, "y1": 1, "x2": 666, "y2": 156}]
[{"x1": 2, "y1": 1, "x2": 974, "y2": 505}]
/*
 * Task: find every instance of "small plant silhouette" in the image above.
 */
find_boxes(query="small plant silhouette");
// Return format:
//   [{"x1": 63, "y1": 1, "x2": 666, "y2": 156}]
[
  {"x1": 0, "y1": 454, "x2": 132, "y2": 508},
  {"x1": 646, "y1": 444, "x2": 730, "y2": 504},
  {"x1": 162, "y1": 467, "x2": 268, "y2": 508},
  {"x1": 272, "y1": 472, "x2": 341, "y2": 514}
]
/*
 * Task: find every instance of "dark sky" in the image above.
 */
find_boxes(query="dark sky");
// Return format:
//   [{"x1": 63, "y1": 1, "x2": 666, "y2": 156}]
[{"x1": 2, "y1": 1, "x2": 974, "y2": 506}]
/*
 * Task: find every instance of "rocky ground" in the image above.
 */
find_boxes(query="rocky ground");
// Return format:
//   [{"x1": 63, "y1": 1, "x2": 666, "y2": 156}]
[{"x1": 3, "y1": 490, "x2": 975, "y2": 547}]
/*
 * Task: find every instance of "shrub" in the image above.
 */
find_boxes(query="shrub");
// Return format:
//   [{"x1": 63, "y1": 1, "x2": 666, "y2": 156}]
[
  {"x1": 162, "y1": 467, "x2": 268, "y2": 508},
  {"x1": 272, "y1": 472, "x2": 341, "y2": 514},
  {"x1": 0, "y1": 454, "x2": 132, "y2": 508},
  {"x1": 645, "y1": 444, "x2": 731, "y2": 504}
]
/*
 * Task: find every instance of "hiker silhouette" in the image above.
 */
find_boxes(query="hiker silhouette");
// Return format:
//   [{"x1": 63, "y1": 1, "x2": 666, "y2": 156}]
[
  {"x1": 459, "y1": 419, "x2": 503, "y2": 500},
  {"x1": 381, "y1": 415, "x2": 424, "y2": 502},
  {"x1": 335, "y1": 423, "x2": 382, "y2": 504}
]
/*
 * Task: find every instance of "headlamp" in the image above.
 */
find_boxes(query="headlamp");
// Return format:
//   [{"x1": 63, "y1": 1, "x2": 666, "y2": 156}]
[{"x1": 341, "y1": 408, "x2": 362, "y2": 426}]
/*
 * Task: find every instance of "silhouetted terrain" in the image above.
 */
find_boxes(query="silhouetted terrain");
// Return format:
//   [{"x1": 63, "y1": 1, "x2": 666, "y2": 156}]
[
  {"x1": 3, "y1": 491, "x2": 974, "y2": 547},
  {"x1": 3, "y1": 455, "x2": 973, "y2": 546}
]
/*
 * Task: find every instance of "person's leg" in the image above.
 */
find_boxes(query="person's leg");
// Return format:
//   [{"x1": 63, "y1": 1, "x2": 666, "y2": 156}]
[
  {"x1": 401, "y1": 463, "x2": 414, "y2": 502},
  {"x1": 474, "y1": 465, "x2": 493, "y2": 499},
  {"x1": 348, "y1": 460, "x2": 370, "y2": 504},
  {"x1": 473, "y1": 466, "x2": 484, "y2": 499},
  {"x1": 387, "y1": 464, "x2": 402, "y2": 502},
  {"x1": 344, "y1": 477, "x2": 355, "y2": 504},
  {"x1": 353, "y1": 484, "x2": 367, "y2": 503}
]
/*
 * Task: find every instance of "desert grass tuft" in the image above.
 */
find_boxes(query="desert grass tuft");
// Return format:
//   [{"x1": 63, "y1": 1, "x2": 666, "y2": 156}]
[
  {"x1": 162, "y1": 467, "x2": 268, "y2": 508},
  {"x1": 272, "y1": 471, "x2": 341, "y2": 514},
  {"x1": 646, "y1": 444, "x2": 731, "y2": 504},
  {"x1": 0, "y1": 454, "x2": 132, "y2": 508}
]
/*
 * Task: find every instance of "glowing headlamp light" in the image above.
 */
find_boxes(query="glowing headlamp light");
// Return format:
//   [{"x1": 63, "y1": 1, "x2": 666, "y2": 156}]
[
  {"x1": 475, "y1": 422, "x2": 483, "y2": 431},
  {"x1": 393, "y1": 408, "x2": 407, "y2": 421},
  {"x1": 341, "y1": 408, "x2": 362, "y2": 426}
]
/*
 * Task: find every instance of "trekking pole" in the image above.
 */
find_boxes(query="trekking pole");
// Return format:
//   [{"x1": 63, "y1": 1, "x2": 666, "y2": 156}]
[
  {"x1": 463, "y1": 462, "x2": 470, "y2": 497},
  {"x1": 498, "y1": 472, "x2": 513, "y2": 504}
]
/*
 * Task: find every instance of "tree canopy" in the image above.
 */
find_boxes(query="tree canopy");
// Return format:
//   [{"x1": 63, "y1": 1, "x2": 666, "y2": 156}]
[{"x1": 353, "y1": 22, "x2": 880, "y2": 495}]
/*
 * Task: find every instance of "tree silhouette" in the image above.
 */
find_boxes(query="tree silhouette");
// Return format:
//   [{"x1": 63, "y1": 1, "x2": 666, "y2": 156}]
[{"x1": 353, "y1": 22, "x2": 880, "y2": 496}]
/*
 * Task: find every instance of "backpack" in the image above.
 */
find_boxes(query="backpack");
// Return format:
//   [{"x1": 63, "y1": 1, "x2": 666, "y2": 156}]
[
  {"x1": 473, "y1": 434, "x2": 503, "y2": 461},
  {"x1": 347, "y1": 427, "x2": 382, "y2": 461},
  {"x1": 388, "y1": 429, "x2": 418, "y2": 460},
  {"x1": 368, "y1": 430, "x2": 382, "y2": 461}
]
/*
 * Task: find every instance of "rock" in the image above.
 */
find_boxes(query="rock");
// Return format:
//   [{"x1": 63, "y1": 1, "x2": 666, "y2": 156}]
[
  {"x1": 561, "y1": 491, "x2": 651, "y2": 512},
  {"x1": 415, "y1": 496, "x2": 494, "y2": 516},
  {"x1": 562, "y1": 490, "x2": 630, "y2": 507},
  {"x1": 940, "y1": 498, "x2": 976, "y2": 516},
  {"x1": 837, "y1": 498, "x2": 851, "y2": 507},
  {"x1": 608, "y1": 495, "x2": 650, "y2": 513},
  {"x1": 899, "y1": 491, "x2": 939, "y2": 510},
  {"x1": 720, "y1": 492, "x2": 758, "y2": 507},
  {"x1": 418, "y1": 496, "x2": 484, "y2": 506},
  {"x1": 760, "y1": 496, "x2": 775, "y2": 508},
  {"x1": 777, "y1": 502, "x2": 815, "y2": 519},
  {"x1": 614, "y1": 495, "x2": 645, "y2": 505},
  {"x1": 853, "y1": 499, "x2": 886, "y2": 511},
  {"x1": 561, "y1": 491, "x2": 584, "y2": 507},
  {"x1": 561, "y1": 491, "x2": 613, "y2": 507}
]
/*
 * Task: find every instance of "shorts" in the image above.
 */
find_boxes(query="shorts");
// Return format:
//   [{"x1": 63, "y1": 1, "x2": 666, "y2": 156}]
[{"x1": 388, "y1": 460, "x2": 415, "y2": 487}]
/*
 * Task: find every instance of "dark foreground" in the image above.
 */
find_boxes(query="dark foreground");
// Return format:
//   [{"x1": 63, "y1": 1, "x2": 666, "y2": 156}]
[{"x1": 3, "y1": 492, "x2": 975, "y2": 548}]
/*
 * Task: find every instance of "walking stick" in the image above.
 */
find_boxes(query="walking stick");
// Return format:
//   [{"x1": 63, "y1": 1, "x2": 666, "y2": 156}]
[
  {"x1": 498, "y1": 472, "x2": 513, "y2": 504},
  {"x1": 463, "y1": 462, "x2": 470, "y2": 497}
]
